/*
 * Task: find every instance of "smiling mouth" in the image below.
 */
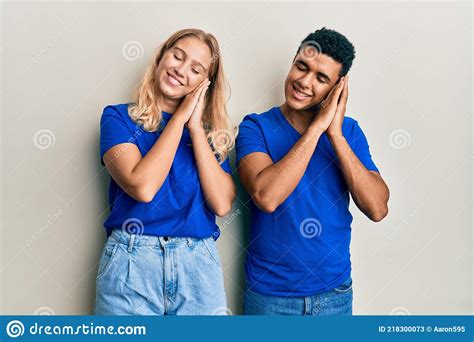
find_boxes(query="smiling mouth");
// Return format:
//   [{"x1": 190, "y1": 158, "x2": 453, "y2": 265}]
[
  {"x1": 291, "y1": 83, "x2": 312, "y2": 100},
  {"x1": 166, "y1": 72, "x2": 184, "y2": 86}
]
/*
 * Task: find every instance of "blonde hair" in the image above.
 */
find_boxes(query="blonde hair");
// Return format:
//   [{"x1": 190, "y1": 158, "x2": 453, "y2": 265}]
[{"x1": 128, "y1": 28, "x2": 235, "y2": 162}]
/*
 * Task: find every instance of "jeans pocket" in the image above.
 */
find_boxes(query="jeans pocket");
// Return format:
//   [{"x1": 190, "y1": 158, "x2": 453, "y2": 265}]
[
  {"x1": 201, "y1": 237, "x2": 221, "y2": 266},
  {"x1": 332, "y1": 276, "x2": 353, "y2": 294},
  {"x1": 96, "y1": 242, "x2": 120, "y2": 280}
]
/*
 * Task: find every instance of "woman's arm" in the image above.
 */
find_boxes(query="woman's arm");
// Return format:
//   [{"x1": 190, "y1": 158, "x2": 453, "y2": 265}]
[
  {"x1": 189, "y1": 127, "x2": 236, "y2": 216},
  {"x1": 103, "y1": 115, "x2": 187, "y2": 203},
  {"x1": 186, "y1": 80, "x2": 236, "y2": 216},
  {"x1": 103, "y1": 80, "x2": 209, "y2": 202}
]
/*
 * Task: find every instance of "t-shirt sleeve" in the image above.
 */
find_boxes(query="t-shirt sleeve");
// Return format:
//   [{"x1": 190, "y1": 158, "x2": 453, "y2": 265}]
[
  {"x1": 350, "y1": 120, "x2": 379, "y2": 173},
  {"x1": 219, "y1": 157, "x2": 233, "y2": 175},
  {"x1": 100, "y1": 105, "x2": 138, "y2": 166},
  {"x1": 235, "y1": 114, "x2": 269, "y2": 165}
]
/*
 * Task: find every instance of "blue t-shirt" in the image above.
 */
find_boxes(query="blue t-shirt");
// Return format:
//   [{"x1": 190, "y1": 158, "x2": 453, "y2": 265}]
[
  {"x1": 100, "y1": 103, "x2": 232, "y2": 239},
  {"x1": 235, "y1": 106, "x2": 379, "y2": 297}
]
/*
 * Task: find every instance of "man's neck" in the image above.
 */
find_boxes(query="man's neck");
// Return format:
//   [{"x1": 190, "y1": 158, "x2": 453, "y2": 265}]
[{"x1": 279, "y1": 102, "x2": 318, "y2": 134}]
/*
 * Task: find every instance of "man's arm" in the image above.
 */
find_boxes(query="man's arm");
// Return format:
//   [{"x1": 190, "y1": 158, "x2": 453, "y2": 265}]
[
  {"x1": 327, "y1": 135, "x2": 389, "y2": 221},
  {"x1": 238, "y1": 78, "x2": 346, "y2": 213},
  {"x1": 326, "y1": 75, "x2": 389, "y2": 221},
  {"x1": 238, "y1": 125, "x2": 323, "y2": 213}
]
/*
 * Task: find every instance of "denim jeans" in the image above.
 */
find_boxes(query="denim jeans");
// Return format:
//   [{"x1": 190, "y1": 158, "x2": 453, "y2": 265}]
[
  {"x1": 94, "y1": 229, "x2": 227, "y2": 315},
  {"x1": 243, "y1": 276, "x2": 353, "y2": 315}
]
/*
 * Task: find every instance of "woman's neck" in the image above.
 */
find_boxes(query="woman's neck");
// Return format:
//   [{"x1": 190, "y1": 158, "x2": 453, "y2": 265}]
[{"x1": 156, "y1": 92, "x2": 181, "y2": 114}]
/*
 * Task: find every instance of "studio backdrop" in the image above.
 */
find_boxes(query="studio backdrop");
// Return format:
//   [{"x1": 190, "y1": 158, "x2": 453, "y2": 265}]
[{"x1": 1, "y1": 1, "x2": 472, "y2": 315}]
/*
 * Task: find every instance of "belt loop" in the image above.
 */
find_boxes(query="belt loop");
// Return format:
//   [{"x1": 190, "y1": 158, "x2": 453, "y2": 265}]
[
  {"x1": 304, "y1": 297, "x2": 310, "y2": 315},
  {"x1": 186, "y1": 237, "x2": 192, "y2": 247},
  {"x1": 128, "y1": 234, "x2": 136, "y2": 253}
]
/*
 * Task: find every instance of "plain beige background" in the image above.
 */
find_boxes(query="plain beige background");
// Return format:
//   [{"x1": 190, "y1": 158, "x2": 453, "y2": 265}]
[{"x1": 1, "y1": 1, "x2": 472, "y2": 315}]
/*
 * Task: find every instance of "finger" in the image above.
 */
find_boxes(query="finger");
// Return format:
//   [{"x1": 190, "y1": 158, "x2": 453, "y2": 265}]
[
  {"x1": 321, "y1": 77, "x2": 344, "y2": 107},
  {"x1": 189, "y1": 79, "x2": 209, "y2": 108},
  {"x1": 190, "y1": 78, "x2": 208, "y2": 98},
  {"x1": 322, "y1": 80, "x2": 340, "y2": 103},
  {"x1": 192, "y1": 81, "x2": 210, "y2": 115},
  {"x1": 345, "y1": 75, "x2": 349, "y2": 97},
  {"x1": 196, "y1": 83, "x2": 209, "y2": 107},
  {"x1": 339, "y1": 76, "x2": 349, "y2": 105},
  {"x1": 329, "y1": 78, "x2": 345, "y2": 107},
  {"x1": 335, "y1": 77, "x2": 349, "y2": 114}
]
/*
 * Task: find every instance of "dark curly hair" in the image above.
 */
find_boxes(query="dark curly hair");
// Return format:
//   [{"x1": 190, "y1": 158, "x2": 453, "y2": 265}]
[{"x1": 297, "y1": 27, "x2": 355, "y2": 76}]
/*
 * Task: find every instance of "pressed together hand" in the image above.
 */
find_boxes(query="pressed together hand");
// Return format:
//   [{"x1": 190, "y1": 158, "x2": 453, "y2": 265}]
[
  {"x1": 311, "y1": 75, "x2": 349, "y2": 136},
  {"x1": 173, "y1": 78, "x2": 211, "y2": 131}
]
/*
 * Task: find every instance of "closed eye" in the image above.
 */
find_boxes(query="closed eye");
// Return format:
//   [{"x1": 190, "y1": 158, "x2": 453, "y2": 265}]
[
  {"x1": 296, "y1": 64, "x2": 306, "y2": 71},
  {"x1": 317, "y1": 77, "x2": 327, "y2": 84}
]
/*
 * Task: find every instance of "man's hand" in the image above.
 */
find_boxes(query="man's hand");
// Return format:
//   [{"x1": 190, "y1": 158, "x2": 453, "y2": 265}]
[
  {"x1": 310, "y1": 76, "x2": 345, "y2": 134},
  {"x1": 326, "y1": 75, "x2": 349, "y2": 138}
]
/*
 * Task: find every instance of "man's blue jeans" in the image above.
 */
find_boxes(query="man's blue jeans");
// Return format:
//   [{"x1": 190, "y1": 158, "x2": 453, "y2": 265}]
[
  {"x1": 94, "y1": 229, "x2": 227, "y2": 315},
  {"x1": 243, "y1": 276, "x2": 353, "y2": 315}
]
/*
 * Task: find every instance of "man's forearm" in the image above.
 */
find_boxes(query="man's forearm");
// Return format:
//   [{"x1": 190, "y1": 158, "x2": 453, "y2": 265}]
[
  {"x1": 253, "y1": 125, "x2": 324, "y2": 211},
  {"x1": 328, "y1": 134, "x2": 389, "y2": 221}
]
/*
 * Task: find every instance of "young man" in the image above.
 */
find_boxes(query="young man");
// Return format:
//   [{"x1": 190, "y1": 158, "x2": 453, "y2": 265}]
[{"x1": 236, "y1": 27, "x2": 390, "y2": 315}]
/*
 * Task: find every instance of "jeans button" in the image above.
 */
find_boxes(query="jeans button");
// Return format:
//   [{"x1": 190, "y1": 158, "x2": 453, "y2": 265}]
[{"x1": 163, "y1": 236, "x2": 169, "y2": 241}]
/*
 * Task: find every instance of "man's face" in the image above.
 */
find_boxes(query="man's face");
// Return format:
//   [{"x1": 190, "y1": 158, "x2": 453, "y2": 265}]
[{"x1": 283, "y1": 47, "x2": 343, "y2": 111}]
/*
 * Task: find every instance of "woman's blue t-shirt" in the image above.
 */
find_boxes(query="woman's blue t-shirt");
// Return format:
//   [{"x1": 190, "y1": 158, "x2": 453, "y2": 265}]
[
  {"x1": 235, "y1": 106, "x2": 379, "y2": 296},
  {"x1": 99, "y1": 103, "x2": 232, "y2": 239}
]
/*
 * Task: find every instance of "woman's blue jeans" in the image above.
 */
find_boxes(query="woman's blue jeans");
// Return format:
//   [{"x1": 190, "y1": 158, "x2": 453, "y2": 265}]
[{"x1": 94, "y1": 229, "x2": 227, "y2": 315}]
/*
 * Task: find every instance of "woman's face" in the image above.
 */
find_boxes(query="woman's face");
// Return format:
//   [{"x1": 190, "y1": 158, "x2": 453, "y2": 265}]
[{"x1": 156, "y1": 36, "x2": 212, "y2": 100}]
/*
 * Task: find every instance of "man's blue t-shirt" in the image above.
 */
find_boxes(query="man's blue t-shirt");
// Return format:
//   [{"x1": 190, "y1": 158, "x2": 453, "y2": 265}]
[
  {"x1": 235, "y1": 106, "x2": 379, "y2": 297},
  {"x1": 100, "y1": 103, "x2": 232, "y2": 239}
]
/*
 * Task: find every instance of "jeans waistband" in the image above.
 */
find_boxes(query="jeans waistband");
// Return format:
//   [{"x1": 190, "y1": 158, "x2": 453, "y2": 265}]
[{"x1": 109, "y1": 228, "x2": 209, "y2": 251}]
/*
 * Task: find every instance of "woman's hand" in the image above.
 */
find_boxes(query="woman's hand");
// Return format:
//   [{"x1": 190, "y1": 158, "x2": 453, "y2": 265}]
[
  {"x1": 173, "y1": 78, "x2": 210, "y2": 126},
  {"x1": 187, "y1": 79, "x2": 211, "y2": 132}
]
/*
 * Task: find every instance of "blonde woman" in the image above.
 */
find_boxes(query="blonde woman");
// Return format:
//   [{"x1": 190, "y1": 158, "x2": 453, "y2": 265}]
[{"x1": 94, "y1": 29, "x2": 236, "y2": 315}]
